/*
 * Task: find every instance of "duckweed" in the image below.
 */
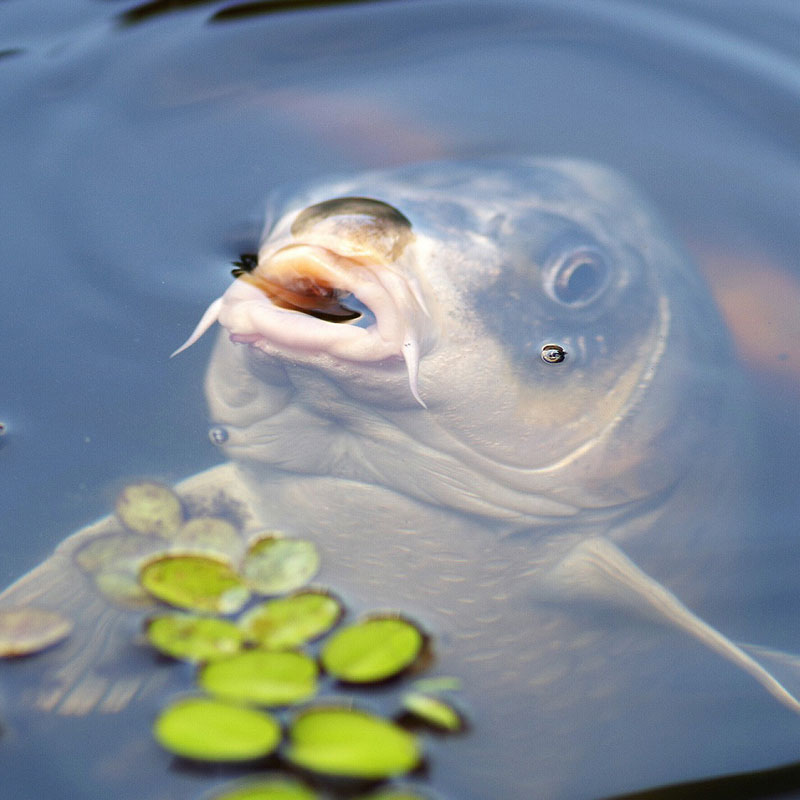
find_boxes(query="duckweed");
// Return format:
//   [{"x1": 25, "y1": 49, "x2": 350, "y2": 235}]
[
  {"x1": 115, "y1": 482, "x2": 183, "y2": 538},
  {"x1": 401, "y1": 691, "x2": 463, "y2": 732},
  {"x1": 241, "y1": 536, "x2": 320, "y2": 595},
  {"x1": 321, "y1": 617, "x2": 424, "y2": 683},
  {"x1": 238, "y1": 591, "x2": 342, "y2": 650},
  {"x1": 94, "y1": 569, "x2": 156, "y2": 608},
  {"x1": 208, "y1": 778, "x2": 319, "y2": 800},
  {"x1": 285, "y1": 707, "x2": 420, "y2": 778},
  {"x1": 174, "y1": 516, "x2": 243, "y2": 559},
  {"x1": 140, "y1": 554, "x2": 250, "y2": 614},
  {"x1": 146, "y1": 614, "x2": 246, "y2": 662},
  {"x1": 199, "y1": 650, "x2": 318, "y2": 706},
  {"x1": 154, "y1": 697, "x2": 280, "y2": 761},
  {"x1": 0, "y1": 607, "x2": 73, "y2": 657}
]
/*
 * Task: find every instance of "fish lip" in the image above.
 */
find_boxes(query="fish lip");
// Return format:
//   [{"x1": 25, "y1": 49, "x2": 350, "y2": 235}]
[
  {"x1": 174, "y1": 241, "x2": 431, "y2": 405},
  {"x1": 221, "y1": 244, "x2": 409, "y2": 361}
]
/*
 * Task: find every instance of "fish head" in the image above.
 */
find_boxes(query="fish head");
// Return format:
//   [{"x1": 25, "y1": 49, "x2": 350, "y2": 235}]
[{"x1": 184, "y1": 159, "x2": 732, "y2": 526}]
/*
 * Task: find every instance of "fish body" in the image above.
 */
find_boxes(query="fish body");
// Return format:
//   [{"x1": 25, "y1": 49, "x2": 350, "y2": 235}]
[{"x1": 2, "y1": 159, "x2": 798, "y2": 799}]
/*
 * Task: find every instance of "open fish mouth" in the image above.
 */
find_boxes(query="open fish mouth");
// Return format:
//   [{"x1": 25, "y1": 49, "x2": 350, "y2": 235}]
[{"x1": 173, "y1": 240, "x2": 431, "y2": 406}]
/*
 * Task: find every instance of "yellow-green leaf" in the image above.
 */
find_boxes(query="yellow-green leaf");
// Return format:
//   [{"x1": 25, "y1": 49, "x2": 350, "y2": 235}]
[
  {"x1": 241, "y1": 536, "x2": 320, "y2": 595},
  {"x1": 115, "y1": 482, "x2": 183, "y2": 538},
  {"x1": 154, "y1": 697, "x2": 280, "y2": 761},
  {"x1": 208, "y1": 778, "x2": 319, "y2": 800},
  {"x1": 146, "y1": 614, "x2": 246, "y2": 662},
  {"x1": 139, "y1": 555, "x2": 250, "y2": 614},
  {"x1": 285, "y1": 707, "x2": 420, "y2": 778},
  {"x1": 321, "y1": 617, "x2": 423, "y2": 683},
  {"x1": 401, "y1": 691, "x2": 463, "y2": 732},
  {"x1": 238, "y1": 591, "x2": 342, "y2": 650},
  {"x1": 199, "y1": 650, "x2": 318, "y2": 707}
]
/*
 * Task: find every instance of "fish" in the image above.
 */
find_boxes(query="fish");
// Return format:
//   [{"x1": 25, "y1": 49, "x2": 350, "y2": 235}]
[{"x1": 2, "y1": 158, "x2": 799, "y2": 799}]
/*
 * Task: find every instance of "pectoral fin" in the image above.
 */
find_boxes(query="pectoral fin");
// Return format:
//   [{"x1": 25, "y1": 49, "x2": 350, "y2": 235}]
[{"x1": 538, "y1": 537, "x2": 800, "y2": 714}]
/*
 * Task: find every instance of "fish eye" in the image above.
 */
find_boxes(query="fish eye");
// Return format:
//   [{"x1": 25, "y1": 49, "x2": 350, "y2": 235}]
[{"x1": 543, "y1": 247, "x2": 610, "y2": 307}]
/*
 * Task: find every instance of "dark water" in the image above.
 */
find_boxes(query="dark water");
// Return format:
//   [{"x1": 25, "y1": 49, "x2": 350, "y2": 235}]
[{"x1": 1, "y1": 1, "x2": 799, "y2": 798}]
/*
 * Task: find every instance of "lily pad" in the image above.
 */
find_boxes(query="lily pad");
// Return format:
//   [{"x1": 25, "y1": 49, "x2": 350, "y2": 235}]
[
  {"x1": 154, "y1": 697, "x2": 281, "y2": 761},
  {"x1": 139, "y1": 554, "x2": 250, "y2": 614},
  {"x1": 285, "y1": 707, "x2": 420, "y2": 778},
  {"x1": 175, "y1": 517, "x2": 243, "y2": 559},
  {"x1": 209, "y1": 778, "x2": 319, "y2": 800},
  {"x1": 241, "y1": 536, "x2": 320, "y2": 595},
  {"x1": 115, "y1": 482, "x2": 183, "y2": 538},
  {"x1": 320, "y1": 617, "x2": 424, "y2": 683},
  {"x1": 199, "y1": 650, "x2": 318, "y2": 707},
  {"x1": 239, "y1": 591, "x2": 342, "y2": 650},
  {"x1": 95, "y1": 569, "x2": 157, "y2": 608},
  {"x1": 411, "y1": 677, "x2": 461, "y2": 693},
  {"x1": 401, "y1": 692, "x2": 463, "y2": 733},
  {"x1": 146, "y1": 614, "x2": 246, "y2": 662},
  {"x1": 0, "y1": 607, "x2": 73, "y2": 657},
  {"x1": 74, "y1": 530, "x2": 163, "y2": 574},
  {"x1": 355, "y1": 790, "x2": 432, "y2": 800}
]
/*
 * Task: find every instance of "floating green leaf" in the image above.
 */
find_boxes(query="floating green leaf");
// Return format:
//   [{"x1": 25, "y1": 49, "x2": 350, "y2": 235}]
[
  {"x1": 285, "y1": 707, "x2": 420, "y2": 778},
  {"x1": 209, "y1": 777, "x2": 318, "y2": 800},
  {"x1": 199, "y1": 650, "x2": 318, "y2": 707},
  {"x1": 320, "y1": 617, "x2": 424, "y2": 683},
  {"x1": 175, "y1": 517, "x2": 243, "y2": 559},
  {"x1": 411, "y1": 677, "x2": 461, "y2": 693},
  {"x1": 146, "y1": 614, "x2": 246, "y2": 662},
  {"x1": 154, "y1": 697, "x2": 280, "y2": 761},
  {"x1": 115, "y1": 482, "x2": 183, "y2": 538},
  {"x1": 241, "y1": 536, "x2": 320, "y2": 595},
  {"x1": 74, "y1": 531, "x2": 163, "y2": 574},
  {"x1": 401, "y1": 692, "x2": 463, "y2": 732},
  {"x1": 139, "y1": 555, "x2": 250, "y2": 614},
  {"x1": 0, "y1": 607, "x2": 73, "y2": 657},
  {"x1": 239, "y1": 591, "x2": 342, "y2": 650},
  {"x1": 95, "y1": 569, "x2": 156, "y2": 608},
  {"x1": 355, "y1": 789, "x2": 432, "y2": 800}
]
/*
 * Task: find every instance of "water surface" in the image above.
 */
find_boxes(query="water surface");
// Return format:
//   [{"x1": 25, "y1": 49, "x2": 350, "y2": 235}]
[{"x1": 1, "y1": 1, "x2": 799, "y2": 798}]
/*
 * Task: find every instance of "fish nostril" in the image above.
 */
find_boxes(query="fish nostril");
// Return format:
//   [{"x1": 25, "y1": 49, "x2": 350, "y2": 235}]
[{"x1": 208, "y1": 426, "x2": 229, "y2": 445}]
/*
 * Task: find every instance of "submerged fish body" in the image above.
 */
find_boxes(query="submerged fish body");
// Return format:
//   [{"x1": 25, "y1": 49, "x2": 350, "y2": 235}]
[{"x1": 2, "y1": 159, "x2": 798, "y2": 799}]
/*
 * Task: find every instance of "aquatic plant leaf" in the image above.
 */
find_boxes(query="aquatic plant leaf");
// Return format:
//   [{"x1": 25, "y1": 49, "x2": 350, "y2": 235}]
[
  {"x1": 146, "y1": 614, "x2": 246, "y2": 662},
  {"x1": 320, "y1": 617, "x2": 423, "y2": 683},
  {"x1": 401, "y1": 692, "x2": 463, "y2": 732},
  {"x1": 199, "y1": 650, "x2": 318, "y2": 706},
  {"x1": 0, "y1": 607, "x2": 73, "y2": 657},
  {"x1": 238, "y1": 591, "x2": 342, "y2": 650},
  {"x1": 115, "y1": 482, "x2": 183, "y2": 538},
  {"x1": 209, "y1": 777, "x2": 319, "y2": 800},
  {"x1": 241, "y1": 536, "x2": 320, "y2": 595},
  {"x1": 174, "y1": 516, "x2": 243, "y2": 559},
  {"x1": 285, "y1": 707, "x2": 420, "y2": 778},
  {"x1": 74, "y1": 530, "x2": 164, "y2": 574},
  {"x1": 354, "y1": 790, "x2": 432, "y2": 800},
  {"x1": 94, "y1": 569, "x2": 156, "y2": 608},
  {"x1": 154, "y1": 697, "x2": 280, "y2": 761},
  {"x1": 410, "y1": 677, "x2": 461, "y2": 693},
  {"x1": 139, "y1": 555, "x2": 250, "y2": 613}
]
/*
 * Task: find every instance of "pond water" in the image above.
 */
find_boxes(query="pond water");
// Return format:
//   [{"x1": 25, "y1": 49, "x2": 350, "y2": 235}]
[{"x1": 1, "y1": 1, "x2": 800, "y2": 798}]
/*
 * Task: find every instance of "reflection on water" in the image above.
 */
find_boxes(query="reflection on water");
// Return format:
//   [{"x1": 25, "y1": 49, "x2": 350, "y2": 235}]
[
  {"x1": 1, "y1": 2, "x2": 799, "y2": 799},
  {"x1": 119, "y1": 0, "x2": 403, "y2": 26}
]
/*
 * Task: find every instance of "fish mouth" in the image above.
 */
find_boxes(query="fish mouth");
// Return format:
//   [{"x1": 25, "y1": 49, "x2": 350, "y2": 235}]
[{"x1": 173, "y1": 243, "x2": 431, "y2": 406}]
